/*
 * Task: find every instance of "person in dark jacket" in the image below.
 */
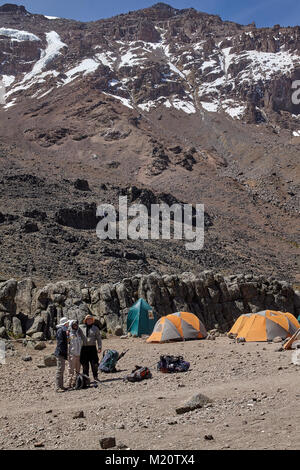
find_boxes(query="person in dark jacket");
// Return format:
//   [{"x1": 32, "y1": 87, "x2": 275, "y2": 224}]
[
  {"x1": 79, "y1": 315, "x2": 102, "y2": 382},
  {"x1": 54, "y1": 317, "x2": 70, "y2": 392}
]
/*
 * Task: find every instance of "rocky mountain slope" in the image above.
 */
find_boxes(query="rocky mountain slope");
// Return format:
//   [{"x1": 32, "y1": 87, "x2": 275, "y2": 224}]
[{"x1": 0, "y1": 3, "x2": 299, "y2": 285}]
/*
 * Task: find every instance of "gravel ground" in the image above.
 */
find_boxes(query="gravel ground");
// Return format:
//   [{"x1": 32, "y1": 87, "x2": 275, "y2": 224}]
[{"x1": 0, "y1": 336, "x2": 299, "y2": 450}]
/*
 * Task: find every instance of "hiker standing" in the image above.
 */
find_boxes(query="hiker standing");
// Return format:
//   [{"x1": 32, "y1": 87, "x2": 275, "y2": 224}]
[
  {"x1": 67, "y1": 320, "x2": 84, "y2": 388},
  {"x1": 54, "y1": 317, "x2": 70, "y2": 392},
  {"x1": 79, "y1": 315, "x2": 102, "y2": 382}
]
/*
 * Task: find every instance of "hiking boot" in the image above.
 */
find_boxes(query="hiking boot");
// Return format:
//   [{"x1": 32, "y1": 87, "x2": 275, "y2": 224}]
[{"x1": 56, "y1": 386, "x2": 67, "y2": 393}]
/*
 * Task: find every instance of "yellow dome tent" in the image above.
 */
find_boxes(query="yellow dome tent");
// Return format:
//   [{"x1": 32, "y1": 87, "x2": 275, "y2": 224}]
[
  {"x1": 146, "y1": 312, "x2": 207, "y2": 343},
  {"x1": 228, "y1": 310, "x2": 300, "y2": 342}
]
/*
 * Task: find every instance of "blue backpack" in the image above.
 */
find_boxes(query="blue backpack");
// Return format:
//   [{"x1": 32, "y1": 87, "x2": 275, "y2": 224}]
[{"x1": 99, "y1": 349, "x2": 128, "y2": 373}]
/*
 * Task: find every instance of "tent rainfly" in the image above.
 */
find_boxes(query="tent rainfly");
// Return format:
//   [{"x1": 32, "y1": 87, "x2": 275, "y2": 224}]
[
  {"x1": 127, "y1": 298, "x2": 157, "y2": 336},
  {"x1": 228, "y1": 310, "x2": 300, "y2": 342},
  {"x1": 146, "y1": 312, "x2": 207, "y2": 343}
]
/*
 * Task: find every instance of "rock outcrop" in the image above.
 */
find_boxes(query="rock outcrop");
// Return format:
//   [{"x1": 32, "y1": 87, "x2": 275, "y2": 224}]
[{"x1": 0, "y1": 271, "x2": 299, "y2": 339}]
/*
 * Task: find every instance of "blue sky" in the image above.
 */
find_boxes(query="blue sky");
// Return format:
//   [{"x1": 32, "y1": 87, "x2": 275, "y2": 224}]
[{"x1": 2, "y1": 1, "x2": 300, "y2": 27}]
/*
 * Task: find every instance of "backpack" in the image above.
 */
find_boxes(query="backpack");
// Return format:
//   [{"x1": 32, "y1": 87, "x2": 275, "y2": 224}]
[
  {"x1": 157, "y1": 355, "x2": 190, "y2": 373},
  {"x1": 126, "y1": 365, "x2": 152, "y2": 382},
  {"x1": 99, "y1": 349, "x2": 120, "y2": 373},
  {"x1": 74, "y1": 373, "x2": 91, "y2": 390}
]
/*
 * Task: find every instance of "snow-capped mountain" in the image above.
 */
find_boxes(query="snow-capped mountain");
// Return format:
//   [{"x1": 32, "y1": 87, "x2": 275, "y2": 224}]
[
  {"x1": 0, "y1": 3, "x2": 299, "y2": 284},
  {"x1": 1, "y1": 2, "x2": 300, "y2": 124}
]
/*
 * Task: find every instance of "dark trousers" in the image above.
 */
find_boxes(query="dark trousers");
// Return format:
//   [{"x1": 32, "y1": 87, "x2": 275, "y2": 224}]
[{"x1": 80, "y1": 346, "x2": 99, "y2": 379}]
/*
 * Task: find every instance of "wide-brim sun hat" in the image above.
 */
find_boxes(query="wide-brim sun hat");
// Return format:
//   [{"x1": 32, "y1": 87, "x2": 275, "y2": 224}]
[
  {"x1": 56, "y1": 317, "x2": 69, "y2": 328},
  {"x1": 83, "y1": 314, "x2": 95, "y2": 324}
]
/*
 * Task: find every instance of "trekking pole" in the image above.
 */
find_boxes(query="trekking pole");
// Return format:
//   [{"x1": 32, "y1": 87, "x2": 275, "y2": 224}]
[{"x1": 117, "y1": 349, "x2": 129, "y2": 362}]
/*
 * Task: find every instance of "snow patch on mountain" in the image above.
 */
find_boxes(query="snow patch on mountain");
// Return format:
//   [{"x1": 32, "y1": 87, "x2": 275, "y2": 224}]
[
  {"x1": 172, "y1": 98, "x2": 196, "y2": 113},
  {"x1": 1, "y1": 75, "x2": 15, "y2": 88},
  {"x1": 62, "y1": 58, "x2": 101, "y2": 85},
  {"x1": 2, "y1": 31, "x2": 66, "y2": 108},
  {"x1": 119, "y1": 50, "x2": 145, "y2": 68},
  {"x1": 3, "y1": 99, "x2": 16, "y2": 109},
  {"x1": 138, "y1": 99, "x2": 160, "y2": 112},
  {"x1": 95, "y1": 51, "x2": 116, "y2": 69},
  {"x1": 222, "y1": 100, "x2": 246, "y2": 118},
  {"x1": 17, "y1": 31, "x2": 66, "y2": 86},
  {"x1": 201, "y1": 101, "x2": 219, "y2": 112},
  {"x1": 221, "y1": 47, "x2": 235, "y2": 75},
  {"x1": 0, "y1": 28, "x2": 40, "y2": 42},
  {"x1": 102, "y1": 92, "x2": 134, "y2": 109},
  {"x1": 237, "y1": 49, "x2": 299, "y2": 83}
]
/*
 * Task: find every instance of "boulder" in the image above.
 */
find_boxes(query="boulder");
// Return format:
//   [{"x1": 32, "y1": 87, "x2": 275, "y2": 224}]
[
  {"x1": 114, "y1": 326, "x2": 123, "y2": 336},
  {"x1": 15, "y1": 278, "x2": 35, "y2": 317},
  {"x1": 176, "y1": 393, "x2": 212, "y2": 414},
  {"x1": 73, "y1": 411, "x2": 85, "y2": 419},
  {"x1": 27, "y1": 341, "x2": 46, "y2": 351},
  {"x1": 55, "y1": 203, "x2": 98, "y2": 229},
  {"x1": 22, "y1": 220, "x2": 39, "y2": 233},
  {"x1": 99, "y1": 437, "x2": 116, "y2": 449},
  {"x1": 12, "y1": 317, "x2": 23, "y2": 337},
  {"x1": 0, "y1": 279, "x2": 17, "y2": 313},
  {"x1": 44, "y1": 355, "x2": 57, "y2": 367},
  {"x1": 225, "y1": 281, "x2": 242, "y2": 301},
  {"x1": 32, "y1": 332, "x2": 44, "y2": 341},
  {"x1": 22, "y1": 355, "x2": 32, "y2": 362},
  {"x1": 0, "y1": 326, "x2": 8, "y2": 339},
  {"x1": 74, "y1": 179, "x2": 90, "y2": 191},
  {"x1": 62, "y1": 302, "x2": 91, "y2": 325},
  {"x1": 26, "y1": 315, "x2": 44, "y2": 336}
]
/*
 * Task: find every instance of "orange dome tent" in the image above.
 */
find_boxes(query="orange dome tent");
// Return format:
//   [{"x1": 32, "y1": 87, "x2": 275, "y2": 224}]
[
  {"x1": 228, "y1": 310, "x2": 300, "y2": 342},
  {"x1": 146, "y1": 312, "x2": 207, "y2": 343}
]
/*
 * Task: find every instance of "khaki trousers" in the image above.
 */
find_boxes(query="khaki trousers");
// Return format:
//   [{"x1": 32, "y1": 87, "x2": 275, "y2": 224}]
[{"x1": 68, "y1": 354, "x2": 81, "y2": 387}]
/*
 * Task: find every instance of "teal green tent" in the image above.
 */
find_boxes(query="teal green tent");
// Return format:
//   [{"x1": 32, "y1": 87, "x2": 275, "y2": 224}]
[{"x1": 127, "y1": 299, "x2": 157, "y2": 336}]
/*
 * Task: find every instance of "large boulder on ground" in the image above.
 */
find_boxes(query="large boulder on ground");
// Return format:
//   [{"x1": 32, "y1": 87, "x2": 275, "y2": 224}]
[
  {"x1": 114, "y1": 326, "x2": 123, "y2": 336},
  {"x1": 26, "y1": 315, "x2": 45, "y2": 336},
  {"x1": 22, "y1": 220, "x2": 39, "y2": 233},
  {"x1": 176, "y1": 393, "x2": 212, "y2": 414},
  {"x1": 62, "y1": 301, "x2": 91, "y2": 325},
  {"x1": 0, "y1": 280, "x2": 17, "y2": 313},
  {"x1": 0, "y1": 326, "x2": 8, "y2": 339},
  {"x1": 74, "y1": 179, "x2": 90, "y2": 191},
  {"x1": 55, "y1": 203, "x2": 98, "y2": 229},
  {"x1": 44, "y1": 354, "x2": 57, "y2": 367},
  {"x1": 15, "y1": 278, "x2": 35, "y2": 317},
  {"x1": 33, "y1": 341, "x2": 46, "y2": 351},
  {"x1": 32, "y1": 332, "x2": 44, "y2": 341},
  {"x1": 12, "y1": 317, "x2": 23, "y2": 337}
]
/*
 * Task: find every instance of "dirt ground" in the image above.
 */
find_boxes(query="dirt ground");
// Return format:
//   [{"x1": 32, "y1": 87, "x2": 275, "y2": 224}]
[{"x1": 0, "y1": 336, "x2": 299, "y2": 451}]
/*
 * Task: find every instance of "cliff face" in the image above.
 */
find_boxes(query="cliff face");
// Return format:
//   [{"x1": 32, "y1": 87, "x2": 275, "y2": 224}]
[
  {"x1": 1, "y1": 2, "x2": 300, "y2": 121},
  {"x1": 0, "y1": 271, "x2": 299, "y2": 339}
]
